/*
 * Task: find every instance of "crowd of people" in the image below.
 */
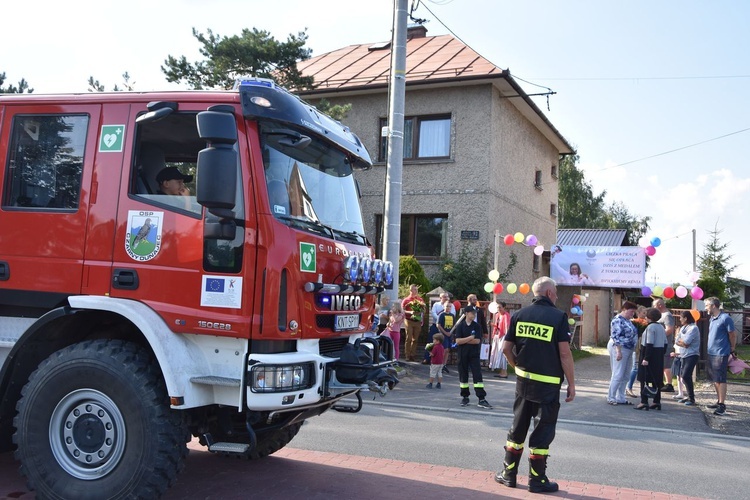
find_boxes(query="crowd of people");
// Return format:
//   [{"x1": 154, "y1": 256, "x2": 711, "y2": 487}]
[{"x1": 363, "y1": 277, "x2": 738, "y2": 493}]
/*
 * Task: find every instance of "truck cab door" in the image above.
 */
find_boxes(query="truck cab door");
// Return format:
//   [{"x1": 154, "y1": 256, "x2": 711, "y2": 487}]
[
  {"x1": 110, "y1": 102, "x2": 254, "y2": 337},
  {"x1": 0, "y1": 103, "x2": 100, "y2": 307}
]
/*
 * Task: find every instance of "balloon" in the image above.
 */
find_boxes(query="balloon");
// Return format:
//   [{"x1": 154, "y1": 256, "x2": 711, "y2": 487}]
[
  {"x1": 525, "y1": 234, "x2": 538, "y2": 246},
  {"x1": 650, "y1": 237, "x2": 661, "y2": 248},
  {"x1": 580, "y1": 295, "x2": 587, "y2": 302},
  {"x1": 488, "y1": 301, "x2": 499, "y2": 314},
  {"x1": 507, "y1": 283, "x2": 517, "y2": 294},
  {"x1": 690, "y1": 286, "x2": 704, "y2": 300},
  {"x1": 653, "y1": 285, "x2": 664, "y2": 296},
  {"x1": 641, "y1": 286, "x2": 652, "y2": 297},
  {"x1": 534, "y1": 245, "x2": 545, "y2": 256},
  {"x1": 488, "y1": 269, "x2": 500, "y2": 282},
  {"x1": 453, "y1": 300, "x2": 461, "y2": 313},
  {"x1": 570, "y1": 307, "x2": 578, "y2": 315},
  {"x1": 675, "y1": 286, "x2": 688, "y2": 298},
  {"x1": 690, "y1": 309, "x2": 700, "y2": 322},
  {"x1": 638, "y1": 236, "x2": 650, "y2": 248},
  {"x1": 568, "y1": 318, "x2": 576, "y2": 325},
  {"x1": 572, "y1": 296, "x2": 580, "y2": 304},
  {"x1": 645, "y1": 245, "x2": 656, "y2": 256},
  {"x1": 514, "y1": 232, "x2": 524, "y2": 243},
  {"x1": 493, "y1": 282, "x2": 504, "y2": 295},
  {"x1": 687, "y1": 271, "x2": 700, "y2": 283},
  {"x1": 504, "y1": 234, "x2": 514, "y2": 246},
  {"x1": 577, "y1": 308, "x2": 584, "y2": 316},
  {"x1": 519, "y1": 283, "x2": 530, "y2": 294},
  {"x1": 663, "y1": 286, "x2": 675, "y2": 299},
  {"x1": 484, "y1": 282, "x2": 494, "y2": 293}
]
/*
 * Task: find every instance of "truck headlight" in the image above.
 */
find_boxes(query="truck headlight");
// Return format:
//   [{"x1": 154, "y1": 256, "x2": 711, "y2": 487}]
[{"x1": 250, "y1": 363, "x2": 315, "y2": 393}]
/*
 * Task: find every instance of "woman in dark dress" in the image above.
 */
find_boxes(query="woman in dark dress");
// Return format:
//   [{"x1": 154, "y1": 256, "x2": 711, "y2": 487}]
[{"x1": 636, "y1": 307, "x2": 669, "y2": 411}]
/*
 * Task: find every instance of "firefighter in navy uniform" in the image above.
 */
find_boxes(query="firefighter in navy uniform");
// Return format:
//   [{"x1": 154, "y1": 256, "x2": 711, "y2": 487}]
[{"x1": 495, "y1": 277, "x2": 576, "y2": 494}]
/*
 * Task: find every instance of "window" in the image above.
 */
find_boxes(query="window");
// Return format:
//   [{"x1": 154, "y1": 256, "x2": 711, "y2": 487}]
[
  {"x1": 550, "y1": 203, "x2": 558, "y2": 217},
  {"x1": 551, "y1": 163, "x2": 558, "y2": 179},
  {"x1": 375, "y1": 214, "x2": 448, "y2": 260},
  {"x1": 4, "y1": 114, "x2": 88, "y2": 210},
  {"x1": 379, "y1": 115, "x2": 451, "y2": 161},
  {"x1": 534, "y1": 170, "x2": 543, "y2": 190},
  {"x1": 131, "y1": 112, "x2": 203, "y2": 215}
]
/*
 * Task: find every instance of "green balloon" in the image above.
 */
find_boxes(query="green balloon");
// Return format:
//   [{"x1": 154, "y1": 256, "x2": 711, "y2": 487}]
[
  {"x1": 568, "y1": 318, "x2": 576, "y2": 325},
  {"x1": 484, "y1": 282, "x2": 494, "y2": 293}
]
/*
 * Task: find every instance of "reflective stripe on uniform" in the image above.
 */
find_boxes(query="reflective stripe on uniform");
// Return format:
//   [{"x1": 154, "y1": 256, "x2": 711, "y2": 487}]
[
  {"x1": 529, "y1": 448, "x2": 549, "y2": 456},
  {"x1": 515, "y1": 367, "x2": 561, "y2": 385},
  {"x1": 459, "y1": 382, "x2": 470, "y2": 388},
  {"x1": 506, "y1": 440, "x2": 524, "y2": 450},
  {"x1": 473, "y1": 382, "x2": 484, "y2": 388}
]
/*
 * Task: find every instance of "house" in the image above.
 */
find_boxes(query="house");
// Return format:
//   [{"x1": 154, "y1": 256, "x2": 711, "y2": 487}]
[{"x1": 296, "y1": 25, "x2": 574, "y2": 290}]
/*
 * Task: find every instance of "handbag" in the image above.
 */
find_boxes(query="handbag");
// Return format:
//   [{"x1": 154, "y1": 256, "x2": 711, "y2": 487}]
[{"x1": 480, "y1": 343, "x2": 490, "y2": 360}]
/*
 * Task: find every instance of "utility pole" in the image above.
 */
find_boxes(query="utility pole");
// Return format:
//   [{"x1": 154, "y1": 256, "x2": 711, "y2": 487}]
[{"x1": 382, "y1": 0, "x2": 408, "y2": 303}]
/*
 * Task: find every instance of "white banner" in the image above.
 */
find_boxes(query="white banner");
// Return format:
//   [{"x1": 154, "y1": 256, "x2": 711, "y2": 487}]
[{"x1": 550, "y1": 245, "x2": 645, "y2": 288}]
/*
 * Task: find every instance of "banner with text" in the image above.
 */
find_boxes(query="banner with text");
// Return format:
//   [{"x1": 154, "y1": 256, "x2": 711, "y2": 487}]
[{"x1": 550, "y1": 245, "x2": 646, "y2": 288}]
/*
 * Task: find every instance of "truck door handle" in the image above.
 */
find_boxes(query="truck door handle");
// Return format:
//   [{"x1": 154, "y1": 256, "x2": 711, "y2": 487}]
[
  {"x1": 0, "y1": 261, "x2": 8, "y2": 281},
  {"x1": 112, "y1": 268, "x2": 139, "y2": 290}
]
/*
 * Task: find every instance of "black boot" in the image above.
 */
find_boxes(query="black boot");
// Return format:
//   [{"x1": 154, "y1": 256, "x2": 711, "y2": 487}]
[
  {"x1": 494, "y1": 447, "x2": 522, "y2": 488},
  {"x1": 528, "y1": 454, "x2": 559, "y2": 493}
]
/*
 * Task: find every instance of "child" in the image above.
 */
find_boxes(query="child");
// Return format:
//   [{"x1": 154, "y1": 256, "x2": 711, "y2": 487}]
[
  {"x1": 426, "y1": 333, "x2": 445, "y2": 389},
  {"x1": 385, "y1": 302, "x2": 405, "y2": 361}
]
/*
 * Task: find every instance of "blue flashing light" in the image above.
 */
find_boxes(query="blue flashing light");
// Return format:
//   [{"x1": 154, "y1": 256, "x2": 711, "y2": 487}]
[{"x1": 383, "y1": 262, "x2": 394, "y2": 286}]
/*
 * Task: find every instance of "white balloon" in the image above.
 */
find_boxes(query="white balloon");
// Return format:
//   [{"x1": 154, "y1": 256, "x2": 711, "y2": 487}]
[
  {"x1": 488, "y1": 269, "x2": 500, "y2": 282},
  {"x1": 534, "y1": 245, "x2": 545, "y2": 256},
  {"x1": 488, "y1": 301, "x2": 499, "y2": 314},
  {"x1": 638, "y1": 236, "x2": 650, "y2": 248}
]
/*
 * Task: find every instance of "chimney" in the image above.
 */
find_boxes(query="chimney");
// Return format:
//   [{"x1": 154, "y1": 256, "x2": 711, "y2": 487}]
[{"x1": 407, "y1": 24, "x2": 427, "y2": 39}]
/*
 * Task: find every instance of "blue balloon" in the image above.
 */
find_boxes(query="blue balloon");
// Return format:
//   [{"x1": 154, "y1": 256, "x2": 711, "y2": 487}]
[{"x1": 650, "y1": 237, "x2": 661, "y2": 248}]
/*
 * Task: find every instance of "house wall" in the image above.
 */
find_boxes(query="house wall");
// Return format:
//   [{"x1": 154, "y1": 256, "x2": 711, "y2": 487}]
[{"x1": 309, "y1": 82, "x2": 561, "y2": 301}]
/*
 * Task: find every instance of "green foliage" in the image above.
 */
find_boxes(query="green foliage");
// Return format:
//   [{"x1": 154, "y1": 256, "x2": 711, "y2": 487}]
[
  {"x1": 398, "y1": 255, "x2": 431, "y2": 298},
  {"x1": 314, "y1": 99, "x2": 352, "y2": 122},
  {"x1": 0, "y1": 72, "x2": 33, "y2": 93},
  {"x1": 429, "y1": 246, "x2": 514, "y2": 301},
  {"x1": 87, "y1": 72, "x2": 135, "y2": 92},
  {"x1": 162, "y1": 27, "x2": 314, "y2": 90},
  {"x1": 558, "y1": 155, "x2": 650, "y2": 247}
]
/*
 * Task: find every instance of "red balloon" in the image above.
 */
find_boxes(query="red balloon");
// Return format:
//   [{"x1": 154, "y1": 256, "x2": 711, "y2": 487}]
[
  {"x1": 503, "y1": 234, "x2": 514, "y2": 246},
  {"x1": 453, "y1": 300, "x2": 461, "y2": 313},
  {"x1": 663, "y1": 286, "x2": 675, "y2": 299},
  {"x1": 493, "y1": 283, "x2": 504, "y2": 294}
]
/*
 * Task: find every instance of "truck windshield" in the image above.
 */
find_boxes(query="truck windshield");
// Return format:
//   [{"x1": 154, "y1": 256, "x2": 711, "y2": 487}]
[{"x1": 260, "y1": 122, "x2": 366, "y2": 244}]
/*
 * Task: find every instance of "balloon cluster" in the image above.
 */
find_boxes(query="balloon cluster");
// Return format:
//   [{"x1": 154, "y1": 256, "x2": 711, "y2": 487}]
[
  {"x1": 637, "y1": 235, "x2": 662, "y2": 257},
  {"x1": 483, "y1": 269, "x2": 530, "y2": 298},
  {"x1": 569, "y1": 294, "x2": 586, "y2": 316},
  {"x1": 503, "y1": 232, "x2": 545, "y2": 256},
  {"x1": 641, "y1": 284, "x2": 704, "y2": 300}
]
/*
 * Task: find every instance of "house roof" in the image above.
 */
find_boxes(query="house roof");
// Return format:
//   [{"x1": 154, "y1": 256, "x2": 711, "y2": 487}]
[
  {"x1": 557, "y1": 229, "x2": 628, "y2": 247},
  {"x1": 296, "y1": 29, "x2": 574, "y2": 154}
]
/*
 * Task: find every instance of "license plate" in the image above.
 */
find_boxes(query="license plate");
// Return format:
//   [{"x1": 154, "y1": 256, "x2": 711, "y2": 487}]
[{"x1": 334, "y1": 314, "x2": 360, "y2": 331}]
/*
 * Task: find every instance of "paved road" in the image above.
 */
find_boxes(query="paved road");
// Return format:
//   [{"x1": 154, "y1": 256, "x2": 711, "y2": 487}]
[{"x1": 2, "y1": 350, "x2": 746, "y2": 499}]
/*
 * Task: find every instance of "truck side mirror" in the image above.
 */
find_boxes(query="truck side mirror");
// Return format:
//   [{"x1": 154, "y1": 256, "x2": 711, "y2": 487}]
[{"x1": 196, "y1": 109, "x2": 238, "y2": 221}]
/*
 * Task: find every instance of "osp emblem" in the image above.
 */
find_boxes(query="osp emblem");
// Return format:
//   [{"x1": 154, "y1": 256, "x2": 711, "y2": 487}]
[{"x1": 125, "y1": 210, "x2": 163, "y2": 261}]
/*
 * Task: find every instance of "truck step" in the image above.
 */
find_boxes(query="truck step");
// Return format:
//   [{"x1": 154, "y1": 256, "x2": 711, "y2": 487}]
[
  {"x1": 190, "y1": 376, "x2": 241, "y2": 387},
  {"x1": 208, "y1": 442, "x2": 250, "y2": 454}
]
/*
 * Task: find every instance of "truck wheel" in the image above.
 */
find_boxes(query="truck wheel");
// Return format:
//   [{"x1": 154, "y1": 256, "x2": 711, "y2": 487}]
[
  {"x1": 14, "y1": 340, "x2": 188, "y2": 500},
  {"x1": 244, "y1": 422, "x2": 302, "y2": 460}
]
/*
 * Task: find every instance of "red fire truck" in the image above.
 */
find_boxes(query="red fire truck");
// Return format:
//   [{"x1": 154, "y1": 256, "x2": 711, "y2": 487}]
[{"x1": 0, "y1": 79, "x2": 396, "y2": 499}]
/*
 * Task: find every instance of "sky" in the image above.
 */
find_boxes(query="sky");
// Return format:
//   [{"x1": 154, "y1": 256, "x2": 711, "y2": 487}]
[{"x1": 3, "y1": 0, "x2": 749, "y2": 288}]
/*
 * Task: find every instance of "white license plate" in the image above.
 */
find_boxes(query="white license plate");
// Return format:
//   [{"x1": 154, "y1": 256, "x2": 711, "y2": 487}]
[{"x1": 334, "y1": 314, "x2": 360, "y2": 331}]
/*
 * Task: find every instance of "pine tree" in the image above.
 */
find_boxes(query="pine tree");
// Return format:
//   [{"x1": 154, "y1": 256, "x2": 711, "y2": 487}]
[{"x1": 697, "y1": 224, "x2": 741, "y2": 309}]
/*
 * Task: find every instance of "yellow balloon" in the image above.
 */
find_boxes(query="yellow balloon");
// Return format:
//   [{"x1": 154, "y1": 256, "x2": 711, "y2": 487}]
[
  {"x1": 484, "y1": 282, "x2": 494, "y2": 293},
  {"x1": 568, "y1": 318, "x2": 576, "y2": 325},
  {"x1": 507, "y1": 283, "x2": 518, "y2": 294},
  {"x1": 514, "y1": 232, "x2": 524, "y2": 243},
  {"x1": 488, "y1": 269, "x2": 500, "y2": 282},
  {"x1": 652, "y1": 285, "x2": 664, "y2": 296}
]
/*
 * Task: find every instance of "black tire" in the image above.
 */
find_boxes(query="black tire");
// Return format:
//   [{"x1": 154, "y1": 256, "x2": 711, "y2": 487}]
[
  {"x1": 248, "y1": 422, "x2": 302, "y2": 459},
  {"x1": 13, "y1": 340, "x2": 188, "y2": 500}
]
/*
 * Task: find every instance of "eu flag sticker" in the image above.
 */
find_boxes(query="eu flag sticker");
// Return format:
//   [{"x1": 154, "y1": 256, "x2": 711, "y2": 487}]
[
  {"x1": 205, "y1": 278, "x2": 225, "y2": 292},
  {"x1": 201, "y1": 275, "x2": 243, "y2": 309}
]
